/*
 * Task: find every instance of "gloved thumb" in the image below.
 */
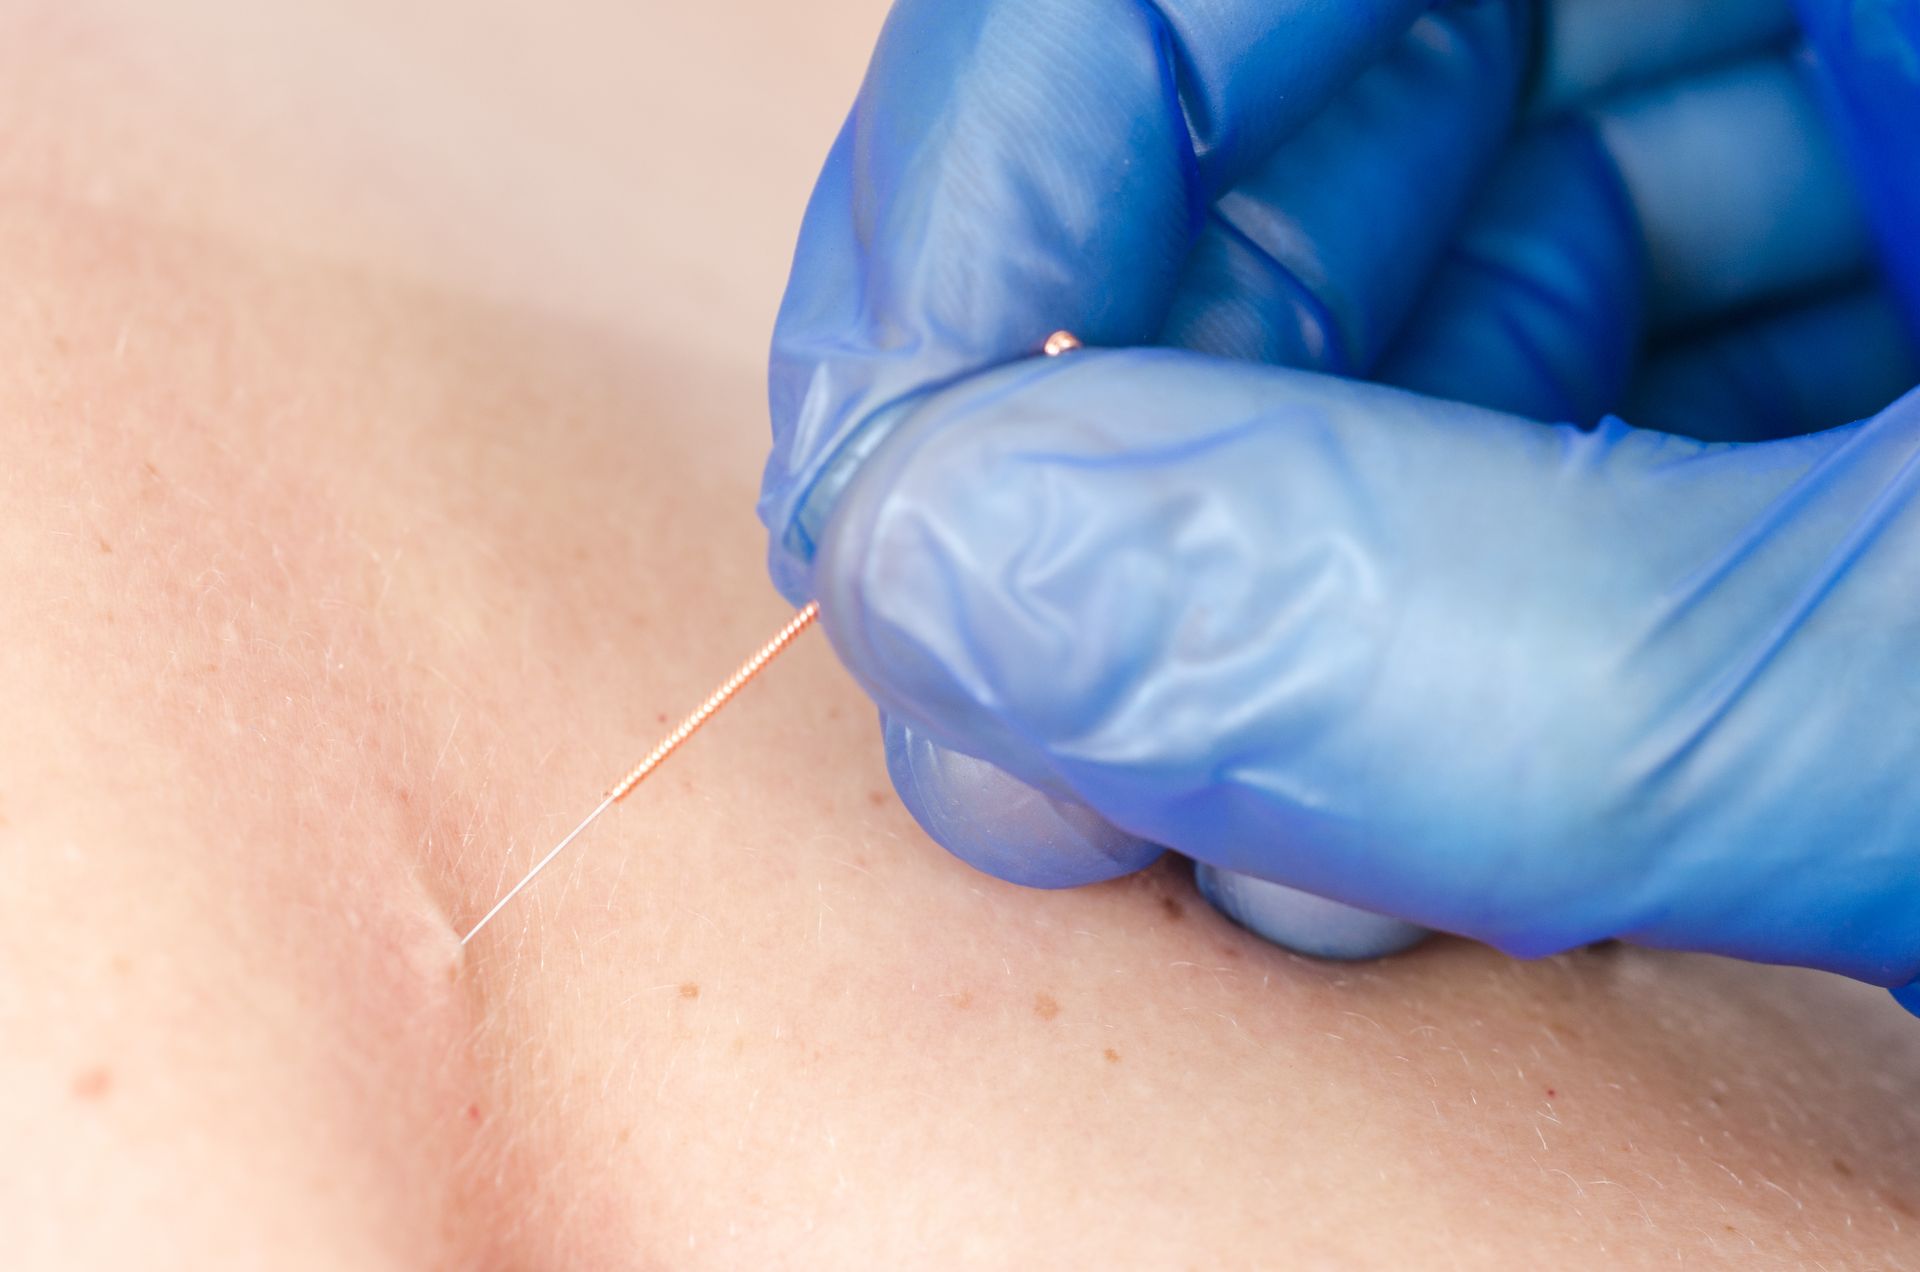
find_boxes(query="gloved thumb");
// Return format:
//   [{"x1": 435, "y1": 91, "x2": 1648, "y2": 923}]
[{"x1": 812, "y1": 346, "x2": 1920, "y2": 986}]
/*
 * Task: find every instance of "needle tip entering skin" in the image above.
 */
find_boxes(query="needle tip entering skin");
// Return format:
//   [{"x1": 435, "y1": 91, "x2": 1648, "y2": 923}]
[{"x1": 459, "y1": 601, "x2": 822, "y2": 947}]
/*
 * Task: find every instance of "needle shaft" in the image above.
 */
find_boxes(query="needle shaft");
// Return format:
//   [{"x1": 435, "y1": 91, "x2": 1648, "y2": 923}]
[{"x1": 460, "y1": 600, "x2": 821, "y2": 946}]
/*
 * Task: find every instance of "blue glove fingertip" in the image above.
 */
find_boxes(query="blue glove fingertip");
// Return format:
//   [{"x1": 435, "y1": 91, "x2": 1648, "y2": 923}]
[
  {"x1": 882, "y1": 713, "x2": 1163, "y2": 889},
  {"x1": 1195, "y1": 863, "x2": 1431, "y2": 962},
  {"x1": 1892, "y1": 978, "x2": 1920, "y2": 1020}
]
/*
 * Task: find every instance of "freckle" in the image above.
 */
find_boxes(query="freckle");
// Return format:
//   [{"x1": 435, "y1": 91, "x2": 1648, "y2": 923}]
[
  {"x1": 97, "y1": 537, "x2": 113, "y2": 554},
  {"x1": 952, "y1": 990, "x2": 973, "y2": 1009},
  {"x1": 1884, "y1": 1191, "x2": 1916, "y2": 1219},
  {"x1": 867, "y1": 790, "x2": 888, "y2": 808},
  {"x1": 678, "y1": 981, "x2": 700, "y2": 999},
  {"x1": 1033, "y1": 991, "x2": 1061, "y2": 1022},
  {"x1": 111, "y1": 955, "x2": 132, "y2": 975},
  {"x1": 1216, "y1": 943, "x2": 1242, "y2": 960},
  {"x1": 1104, "y1": 1048, "x2": 1120, "y2": 1063},
  {"x1": 1832, "y1": 1158, "x2": 1854, "y2": 1179},
  {"x1": 142, "y1": 460, "x2": 159, "y2": 477},
  {"x1": 616, "y1": 1127, "x2": 633, "y2": 1145},
  {"x1": 1723, "y1": 1224, "x2": 1738, "y2": 1234},
  {"x1": 71, "y1": 1067, "x2": 112, "y2": 1101},
  {"x1": 1159, "y1": 896, "x2": 1184, "y2": 922},
  {"x1": 827, "y1": 705, "x2": 842, "y2": 721}
]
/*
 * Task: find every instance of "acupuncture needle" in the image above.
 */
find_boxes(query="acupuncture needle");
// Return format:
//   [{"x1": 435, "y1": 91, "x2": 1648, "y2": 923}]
[
  {"x1": 458, "y1": 330, "x2": 1083, "y2": 947},
  {"x1": 459, "y1": 600, "x2": 821, "y2": 944}
]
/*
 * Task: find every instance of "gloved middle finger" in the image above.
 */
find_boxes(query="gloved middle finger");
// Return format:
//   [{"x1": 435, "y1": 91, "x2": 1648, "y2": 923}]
[
  {"x1": 1158, "y1": 0, "x2": 1532, "y2": 376},
  {"x1": 765, "y1": 0, "x2": 1434, "y2": 596}
]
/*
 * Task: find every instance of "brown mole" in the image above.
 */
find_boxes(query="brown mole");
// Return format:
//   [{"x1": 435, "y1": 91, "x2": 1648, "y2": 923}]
[
  {"x1": 678, "y1": 981, "x2": 700, "y2": 999},
  {"x1": 71, "y1": 1067, "x2": 113, "y2": 1101},
  {"x1": 1033, "y1": 992, "x2": 1061, "y2": 1022},
  {"x1": 1104, "y1": 1048, "x2": 1121, "y2": 1063}
]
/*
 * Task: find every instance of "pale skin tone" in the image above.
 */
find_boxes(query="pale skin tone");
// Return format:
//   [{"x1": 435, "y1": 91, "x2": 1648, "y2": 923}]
[{"x1": 2, "y1": 1, "x2": 1918, "y2": 1267}]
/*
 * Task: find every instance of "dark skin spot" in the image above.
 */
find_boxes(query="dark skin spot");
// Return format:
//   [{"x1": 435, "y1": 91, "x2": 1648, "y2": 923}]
[
  {"x1": 1159, "y1": 896, "x2": 1184, "y2": 922},
  {"x1": 1884, "y1": 1191, "x2": 1916, "y2": 1219},
  {"x1": 97, "y1": 536, "x2": 113, "y2": 554},
  {"x1": 867, "y1": 790, "x2": 888, "y2": 808},
  {"x1": 827, "y1": 705, "x2": 843, "y2": 722},
  {"x1": 1216, "y1": 943, "x2": 1243, "y2": 960},
  {"x1": 1545, "y1": 1088, "x2": 1556, "y2": 1098},
  {"x1": 1833, "y1": 1158, "x2": 1855, "y2": 1179},
  {"x1": 678, "y1": 982, "x2": 700, "y2": 999},
  {"x1": 71, "y1": 1068, "x2": 112, "y2": 1101},
  {"x1": 110, "y1": 955, "x2": 132, "y2": 975},
  {"x1": 1033, "y1": 992, "x2": 1061, "y2": 1022},
  {"x1": 656, "y1": 712, "x2": 669, "y2": 725},
  {"x1": 616, "y1": 1127, "x2": 633, "y2": 1145},
  {"x1": 1104, "y1": 1048, "x2": 1121, "y2": 1063},
  {"x1": 952, "y1": 991, "x2": 973, "y2": 1010},
  {"x1": 141, "y1": 460, "x2": 159, "y2": 478}
]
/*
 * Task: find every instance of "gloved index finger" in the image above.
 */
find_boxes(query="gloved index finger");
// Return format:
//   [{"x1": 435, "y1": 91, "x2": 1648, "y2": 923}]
[{"x1": 759, "y1": 0, "x2": 1433, "y2": 601}]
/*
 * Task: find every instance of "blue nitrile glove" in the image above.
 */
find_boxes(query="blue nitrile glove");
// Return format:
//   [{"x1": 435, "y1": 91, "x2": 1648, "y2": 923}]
[{"x1": 759, "y1": 0, "x2": 1920, "y2": 1002}]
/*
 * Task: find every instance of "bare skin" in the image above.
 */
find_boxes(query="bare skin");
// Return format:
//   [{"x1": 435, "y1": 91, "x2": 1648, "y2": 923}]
[{"x1": 2, "y1": 1, "x2": 1918, "y2": 1267}]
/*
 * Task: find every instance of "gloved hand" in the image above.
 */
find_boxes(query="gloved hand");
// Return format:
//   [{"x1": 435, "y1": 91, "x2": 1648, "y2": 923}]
[{"x1": 758, "y1": 0, "x2": 1920, "y2": 1004}]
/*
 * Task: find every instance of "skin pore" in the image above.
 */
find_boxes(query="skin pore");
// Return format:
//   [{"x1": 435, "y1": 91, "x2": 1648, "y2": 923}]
[{"x1": 3, "y1": 1, "x2": 1919, "y2": 1266}]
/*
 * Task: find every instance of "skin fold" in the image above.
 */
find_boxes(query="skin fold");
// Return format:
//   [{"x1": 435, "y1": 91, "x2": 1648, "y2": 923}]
[{"x1": 2, "y1": 1, "x2": 1919, "y2": 1266}]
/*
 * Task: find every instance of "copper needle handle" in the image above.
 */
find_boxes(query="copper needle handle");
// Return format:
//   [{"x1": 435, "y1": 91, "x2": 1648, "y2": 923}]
[{"x1": 459, "y1": 600, "x2": 821, "y2": 946}]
